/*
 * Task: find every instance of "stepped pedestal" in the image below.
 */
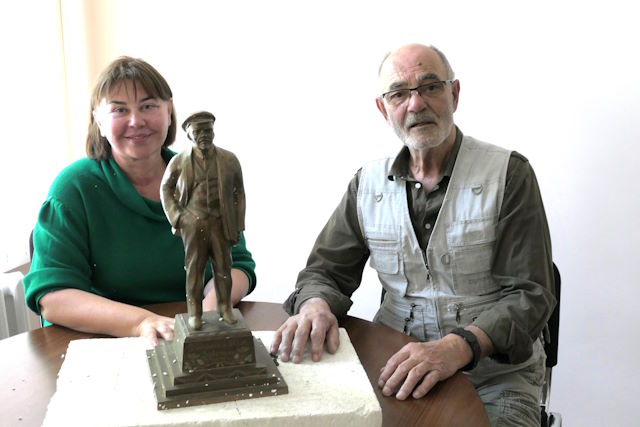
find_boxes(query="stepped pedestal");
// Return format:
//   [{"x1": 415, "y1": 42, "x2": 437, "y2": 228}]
[{"x1": 146, "y1": 309, "x2": 287, "y2": 410}]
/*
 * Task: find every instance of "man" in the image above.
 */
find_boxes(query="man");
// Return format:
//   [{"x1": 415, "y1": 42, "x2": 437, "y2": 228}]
[
  {"x1": 271, "y1": 44, "x2": 556, "y2": 426},
  {"x1": 161, "y1": 111, "x2": 245, "y2": 329}
]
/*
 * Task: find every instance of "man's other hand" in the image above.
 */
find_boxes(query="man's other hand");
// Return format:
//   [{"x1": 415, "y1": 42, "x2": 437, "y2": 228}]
[
  {"x1": 270, "y1": 297, "x2": 340, "y2": 363},
  {"x1": 377, "y1": 334, "x2": 471, "y2": 400}
]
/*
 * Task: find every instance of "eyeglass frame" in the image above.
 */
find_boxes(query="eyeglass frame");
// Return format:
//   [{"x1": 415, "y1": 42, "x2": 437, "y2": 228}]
[{"x1": 379, "y1": 80, "x2": 455, "y2": 106}]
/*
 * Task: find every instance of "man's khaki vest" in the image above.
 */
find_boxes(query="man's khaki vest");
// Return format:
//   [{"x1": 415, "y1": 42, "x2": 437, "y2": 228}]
[
  {"x1": 357, "y1": 135, "x2": 544, "y2": 380},
  {"x1": 358, "y1": 136, "x2": 511, "y2": 334}
]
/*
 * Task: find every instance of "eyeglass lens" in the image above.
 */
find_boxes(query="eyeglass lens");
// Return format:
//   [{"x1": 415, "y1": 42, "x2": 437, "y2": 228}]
[{"x1": 383, "y1": 81, "x2": 449, "y2": 106}]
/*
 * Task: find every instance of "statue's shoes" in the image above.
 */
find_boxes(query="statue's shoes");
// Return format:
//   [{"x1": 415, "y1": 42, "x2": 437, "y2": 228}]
[
  {"x1": 220, "y1": 310, "x2": 237, "y2": 324},
  {"x1": 188, "y1": 315, "x2": 202, "y2": 330}
]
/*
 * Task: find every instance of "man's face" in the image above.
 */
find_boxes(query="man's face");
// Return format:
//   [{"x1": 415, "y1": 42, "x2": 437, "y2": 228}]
[
  {"x1": 376, "y1": 45, "x2": 459, "y2": 152},
  {"x1": 187, "y1": 120, "x2": 214, "y2": 150}
]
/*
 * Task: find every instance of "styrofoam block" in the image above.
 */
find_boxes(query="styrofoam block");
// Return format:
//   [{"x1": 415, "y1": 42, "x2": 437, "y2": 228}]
[{"x1": 43, "y1": 329, "x2": 382, "y2": 426}]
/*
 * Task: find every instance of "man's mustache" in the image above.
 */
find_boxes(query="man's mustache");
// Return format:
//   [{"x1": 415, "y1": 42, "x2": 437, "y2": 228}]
[{"x1": 405, "y1": 113, "x2": 437, "y2": 128}]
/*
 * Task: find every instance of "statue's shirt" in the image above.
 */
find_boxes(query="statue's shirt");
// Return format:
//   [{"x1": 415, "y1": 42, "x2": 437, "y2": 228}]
[{"x1": 190, "y1": 147, "x2": 221, "y2": 218}]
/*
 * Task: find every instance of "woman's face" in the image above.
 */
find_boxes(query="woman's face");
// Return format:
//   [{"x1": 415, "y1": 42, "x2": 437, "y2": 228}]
[{"x1": 93, "y1": 80, "x2": 172, "y2": 165}]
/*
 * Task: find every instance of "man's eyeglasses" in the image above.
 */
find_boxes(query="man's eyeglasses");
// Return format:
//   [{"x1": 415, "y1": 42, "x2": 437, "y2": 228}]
[{"x1": 381, "y1": 80, "x2": 454, "y2": 107}]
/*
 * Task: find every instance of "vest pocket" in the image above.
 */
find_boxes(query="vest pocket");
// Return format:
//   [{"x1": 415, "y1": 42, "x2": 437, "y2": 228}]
[
  {"x1": 368, "y1": 238, "x2": 400, "y2": 274},
  {"x1": 446, "y1": 218, "x2": 500, "y2": 295},
  {"x1": 365, "y1": 228, "x2": 409, "y2": 295}
]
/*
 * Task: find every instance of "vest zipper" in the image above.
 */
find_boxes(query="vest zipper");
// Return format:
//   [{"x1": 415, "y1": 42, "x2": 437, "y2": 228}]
[
  {"x1": 402, "y1": 303, "x2": 418, "y2": 335},
  {"x1": 447, "y1": 294, "x2": 501, "y2": 325},
  {"x1": 421, "y1": 249, "x2": 431, "y2": 280},
  {"x1": 450, "y1": 303, "x2": 462, "y2": 324},
  {"x1": 419, "y1": 248, "x2": 441, "y2": 334}
]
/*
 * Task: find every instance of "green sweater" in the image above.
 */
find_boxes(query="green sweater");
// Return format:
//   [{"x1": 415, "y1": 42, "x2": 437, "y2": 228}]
[{"x1": 24, "y1": 149, "x2": 256, "y2": 323}]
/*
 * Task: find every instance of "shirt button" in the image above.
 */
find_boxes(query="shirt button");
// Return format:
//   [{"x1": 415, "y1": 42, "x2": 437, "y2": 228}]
[
  {"x1": 424, "y1": 223, "x2": 432, "y2": 230},
  {"x1": 414, "y1": 183, "x2": 421, "y2": 189}
]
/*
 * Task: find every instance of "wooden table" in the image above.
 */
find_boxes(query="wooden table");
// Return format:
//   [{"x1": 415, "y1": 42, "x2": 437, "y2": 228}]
[{"x1": 0, "y1": 301, "x2": 488, "y2": 427}]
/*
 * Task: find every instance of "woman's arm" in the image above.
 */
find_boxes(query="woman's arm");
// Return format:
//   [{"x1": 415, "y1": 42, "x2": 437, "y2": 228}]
[
  {"x1": 39, "y1": 288, "x2": 174, "y2": 346},
  {"x1": 202, "y1": 268, "x2": 250, "y2": 312}
]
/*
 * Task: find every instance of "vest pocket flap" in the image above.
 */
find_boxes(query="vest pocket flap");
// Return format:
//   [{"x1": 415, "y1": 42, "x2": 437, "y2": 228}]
[
  {"x1": 446, "y1": 217, "x2": 497, "y2": 246},
  {"x1": 365, "y1": 229, "x2": 401, "y2": 275}
]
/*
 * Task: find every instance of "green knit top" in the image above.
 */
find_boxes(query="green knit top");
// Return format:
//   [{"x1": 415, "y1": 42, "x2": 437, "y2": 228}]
[{"x1": 24, "y1": 149, "x2": 256, "y2": 323}]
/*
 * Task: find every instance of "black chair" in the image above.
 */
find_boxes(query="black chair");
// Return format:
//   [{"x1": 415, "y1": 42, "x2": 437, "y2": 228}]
[
  {"x1": 541, "y1": 263, "x2": 562, "y2": 426},
  {"x1": 29, "y1": 229, "x2": 34, "y2": 259}
]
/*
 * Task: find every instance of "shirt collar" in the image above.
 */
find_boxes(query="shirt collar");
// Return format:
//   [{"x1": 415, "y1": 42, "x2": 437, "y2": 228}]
[{"x1": 387, "y1": 126, "x2": 463, "y2": 182}]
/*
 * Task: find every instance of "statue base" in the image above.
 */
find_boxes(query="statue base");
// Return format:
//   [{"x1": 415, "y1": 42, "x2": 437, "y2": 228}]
[{"x1": 146, "y1": 309, "x2": 288, "y2": 410}]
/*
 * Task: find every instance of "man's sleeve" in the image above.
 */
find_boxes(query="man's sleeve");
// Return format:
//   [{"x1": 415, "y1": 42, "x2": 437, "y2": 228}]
[
  {"x1": 283, "y1": 172, "x2": 370, "y2": 318},
  {"x1": 472, "y1": 153, "x2": 557, "y2": 364}
]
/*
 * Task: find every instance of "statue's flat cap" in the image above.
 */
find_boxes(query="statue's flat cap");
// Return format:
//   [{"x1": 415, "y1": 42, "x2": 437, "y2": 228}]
[{"x1": 182, "y1": 111, "x2": 216, "y2": 131}]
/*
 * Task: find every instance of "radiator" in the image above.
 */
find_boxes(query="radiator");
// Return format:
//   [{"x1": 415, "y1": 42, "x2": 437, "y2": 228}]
[{"x1": 0, "y1": 272, "x2": 41, "y2": 339}]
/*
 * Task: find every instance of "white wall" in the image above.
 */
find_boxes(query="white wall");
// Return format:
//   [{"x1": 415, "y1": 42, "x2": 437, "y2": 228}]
[
  {"x1": 0, "y1": 0, "x2": 69, "y2": 268},
  {"x1": 3, "y1": 0, "x2": 639, "y2": 424}
]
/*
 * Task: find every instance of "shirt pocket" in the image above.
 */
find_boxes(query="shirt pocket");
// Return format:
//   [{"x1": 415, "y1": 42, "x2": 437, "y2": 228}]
[{"x1": 446, "y1": 218, "x2": 500, "y2": 295}]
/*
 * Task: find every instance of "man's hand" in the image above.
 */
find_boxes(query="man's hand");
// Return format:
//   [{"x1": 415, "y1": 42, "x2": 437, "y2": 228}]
[
  {"x1": 270, "y1": 297, "x2": 340, "y2": 363},
  {"x1": 135, "y1": 314, "x2": 175, "y2": 347},
  {"x1": 378, "y1": 334, "x2": 472, "y2": 400}
]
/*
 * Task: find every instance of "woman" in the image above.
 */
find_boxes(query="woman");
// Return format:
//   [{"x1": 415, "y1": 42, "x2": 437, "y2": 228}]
[{"x1": 23, "y1": 57, "x2": 256, "y2": 345}]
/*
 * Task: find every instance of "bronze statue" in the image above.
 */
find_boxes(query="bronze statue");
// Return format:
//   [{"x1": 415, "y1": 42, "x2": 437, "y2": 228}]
[
  {"x1": 160, "y1": 111, "x2": 245, "y2": 329},
  {"x1": 150, "y1": 112, "x2": 286, "y2": 409}
]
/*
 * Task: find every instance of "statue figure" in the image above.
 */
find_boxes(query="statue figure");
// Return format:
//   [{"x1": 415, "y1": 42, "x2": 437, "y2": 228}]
[{"x1": 160, "y1": 111, "x2": 245, "y2": 329}]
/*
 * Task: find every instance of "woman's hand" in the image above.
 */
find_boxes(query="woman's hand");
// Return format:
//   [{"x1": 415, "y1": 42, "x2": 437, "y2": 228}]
[{"x1": 136, "y1": 314, "x2": 175, "y2": 347}]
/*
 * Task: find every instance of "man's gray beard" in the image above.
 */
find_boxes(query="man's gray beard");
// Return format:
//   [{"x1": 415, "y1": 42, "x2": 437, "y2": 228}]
[
  {"x1": 393, "y1": 106, "x2": 455, "y2": 151},
  {"x1": 404, "y1": 132, "x2": 445, "y2": 151},
  {"x1": 394, "y1": 119, "x2": 452, "y2": 151}
]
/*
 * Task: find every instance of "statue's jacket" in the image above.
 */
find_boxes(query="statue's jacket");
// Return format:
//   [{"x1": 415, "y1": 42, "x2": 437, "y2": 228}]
[{"x1": 161, "y1": 145, "x2": 245, "y2": 244}]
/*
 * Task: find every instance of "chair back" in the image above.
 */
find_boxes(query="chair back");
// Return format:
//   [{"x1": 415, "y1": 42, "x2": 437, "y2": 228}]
[{"x1": 544, "y1": 263, "x2": 561, "y2": 368}]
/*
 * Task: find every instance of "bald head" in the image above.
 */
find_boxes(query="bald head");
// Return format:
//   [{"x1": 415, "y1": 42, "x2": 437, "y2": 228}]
[{"x1": 378, "y1": 44, "x2": 455, "y2": 92}]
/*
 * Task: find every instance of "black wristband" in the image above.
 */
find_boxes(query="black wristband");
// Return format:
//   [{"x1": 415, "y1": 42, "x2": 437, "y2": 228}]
[{"x1": 449, "y1": 327, "x2": 481, "y2": 371}]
